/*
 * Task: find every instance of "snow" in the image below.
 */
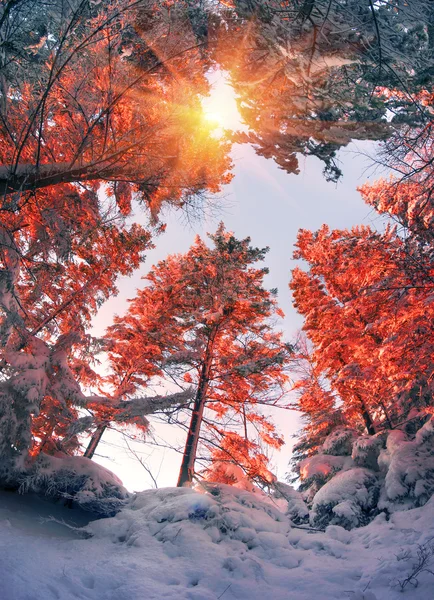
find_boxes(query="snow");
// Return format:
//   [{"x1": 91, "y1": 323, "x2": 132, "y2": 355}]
[
  {"x1": 352, "y1": 435, "x2": 383, "y2": 470},
  {"x1": 298, "y1": 417, "x2": 434, "y2": 528},
  {"x1": 272, "y1": 481, "x2": 309, "y2": 524},
  {"x1": 299, "y1": 453, "x2": 353, "y2": 480},
  {"x1": 2, "y1": 483, "x2": 434, "y2": 599},
  {"x1": 322, "y1": 428, "x2": 358, "y2": 456},
  {"x1": 311, "y1": 468, "x2": 379, "y2": 529},
  {"x1": 379, "y1": 418, "x2": 434, "y2": 511},
  {"x1": 18, "y1": 454, "x2": 129, "y2": 516}
]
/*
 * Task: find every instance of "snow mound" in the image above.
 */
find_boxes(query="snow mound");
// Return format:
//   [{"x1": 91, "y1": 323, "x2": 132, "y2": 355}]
[
  {"x1": 18, "y1": 453, "x2": 129, "y2": 516},
  {"x1": 87, "y1": 484, "x2": 288, "y2": 550},
  {"x1": 3, "y1": 485, "x2": 434, "y2": 599}
]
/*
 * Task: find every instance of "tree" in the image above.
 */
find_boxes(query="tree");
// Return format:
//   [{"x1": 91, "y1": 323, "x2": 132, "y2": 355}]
[
  {"x1": 290, "y1": 224, "x2": 422, "y2": 432},
  {"x1": 291, "y1": 229, "x2": 379, "y2": 435},
  {"x1": 288, "y1": 333, "x2": 344, "y2": 482},
  {"x1": 0, "y1": 0, "x2": 233, "y2": 483},
  {"x1": 358, "y1": 178, "x2": 434, "y2": 415},
  {"x1": 0, "y1": 0, "x2": 232, "y2": 204},
  {"x1": 289, "y1": 184, "x2": 434, "y2": 508},
  {"x1": 106, "y1": 223, "x2": 291, "y2": 487},
  {"x1": 211, "y1": 0, "x2": 434, "y2": 181}
]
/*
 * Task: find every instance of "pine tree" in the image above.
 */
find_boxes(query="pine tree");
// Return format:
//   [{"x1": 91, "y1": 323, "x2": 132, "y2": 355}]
[
  {"x1": 0, "y1": 0, "x2": 233, "y2": 480},
  {"x1": 106, "y1": 223, "x2": 291, "y2": 487},
  {"x1": 358, "y1": 178, "x2": 434, "y2": 415},
  {"x1": 213, "y1": 0, "x2": 434, "y2": 182},
  {"x1": 289, "y1": 185, "x2": 434, "y2": 503},
  {"x1": 289, "y1": 334, "x2": 344, "y2": 482}
]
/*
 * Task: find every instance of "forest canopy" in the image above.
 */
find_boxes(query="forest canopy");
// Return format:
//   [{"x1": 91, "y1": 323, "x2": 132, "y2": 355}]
[{"x1": 0, "y1": 0, "x2": 433, "y2": 523}]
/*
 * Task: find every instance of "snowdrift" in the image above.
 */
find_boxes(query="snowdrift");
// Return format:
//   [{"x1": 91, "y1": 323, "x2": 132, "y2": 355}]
[{"x1": 2, "y1": 483, "x2": 434, "y2": 599}]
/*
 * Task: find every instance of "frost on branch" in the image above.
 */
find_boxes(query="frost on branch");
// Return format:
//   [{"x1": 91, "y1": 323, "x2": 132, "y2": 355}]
[
  {"x1": 87, "y1": 388, "x2": 194, "y2": 427},
  {"x1": 322, "y1": 428, "x2": 358, "y2": 456},
  {"x1": 113, "y1": 388, "x2": 193, "y2": 423},
  {"x1": 352, "y1": 435, "x2": 384, "y2": 470}
]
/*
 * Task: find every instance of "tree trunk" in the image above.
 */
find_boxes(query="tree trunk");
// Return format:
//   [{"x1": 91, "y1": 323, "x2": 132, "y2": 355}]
[
  {"x1": 0, "y1": 162, "x2": 118, "y2": 195},
  {"x1": 380, "y1": 401, "x2": 393, "y2": 429},
  {"x1": 361, "y1": 405, "x2": 376, "y2": 435},
  {"x1": 84, "y1": 424, "x2": 107, "y2": 459},
  {"x1": 242, "y1": 404, "x2": 248, "y2": 440},
  {"x1": 356, "y1": 394, "x2": 376, "y2": 435},
  {"x1": 336, "y1": 353, "x2": 376, "y2": 436},
  {"x1": 177, "y1": 329, "x2": 217, "y2": 487}
]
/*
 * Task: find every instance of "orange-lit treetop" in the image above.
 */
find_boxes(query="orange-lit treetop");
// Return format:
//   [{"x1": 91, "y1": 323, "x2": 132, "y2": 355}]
[{"x1": 106, "y1": 223, "x2": 291, "y2": 486}]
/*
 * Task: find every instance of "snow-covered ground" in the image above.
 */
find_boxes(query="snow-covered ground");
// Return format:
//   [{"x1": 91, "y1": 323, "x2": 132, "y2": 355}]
[{"x1": 1, "y1": 484, "x2": 434, "y2": 600}]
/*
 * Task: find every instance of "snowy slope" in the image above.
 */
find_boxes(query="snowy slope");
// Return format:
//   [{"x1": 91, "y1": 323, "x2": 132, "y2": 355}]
[{"x1": 1, "y1": 485, "x2": 434, "y2": 600}]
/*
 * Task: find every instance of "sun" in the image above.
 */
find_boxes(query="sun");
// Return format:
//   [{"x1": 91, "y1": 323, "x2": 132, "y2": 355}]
[
  {"x1": 201, "y1": 72, "x2": 245, "y2": 136},
  {"x1": 203, "y1": 109, "x2": 229, "y2": 129}
]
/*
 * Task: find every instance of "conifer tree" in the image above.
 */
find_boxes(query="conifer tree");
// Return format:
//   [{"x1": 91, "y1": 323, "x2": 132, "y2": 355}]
[
  {"x1": 106, "y1": 224, "x2": 291, "y2": 487},
  {"x1": 0, "y1": 0, "x2": 233, "y2": 481},
  {"x1": 289, "y1": 181, "x2": 434, "y2": 503},
  {"x1": 289, "y1": 334, "x2": 344, "y2": 479}
]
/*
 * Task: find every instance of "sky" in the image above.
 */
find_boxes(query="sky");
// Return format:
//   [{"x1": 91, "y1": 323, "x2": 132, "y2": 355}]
[{"x1": 90, "y1": 74, "x2": 387, "y2": 492}]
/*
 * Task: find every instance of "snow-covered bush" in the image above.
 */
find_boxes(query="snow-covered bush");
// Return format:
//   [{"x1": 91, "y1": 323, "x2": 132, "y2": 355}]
[
  {"x1": 298, "y1": 452, "x2": 355, "y2": 505},
  {"x1": 403, "y1": 411, "x2": 431, "y2": 436},
  {"x1": 311, "y1": 468, "x2": 379, "y2": 530},
  {"x1": 322, "y1": 428, "x2": 358, "y2": 456},
  {"x1": 379, "y1": 418, "x2": 434, "y2": 511},
  {"x1": 272, "y1": 481, "x2": 309, "y2": 524},
  {"x1": 296, "y1": 428, "x2": 358, "y2": 511},
  {"x1": 299, "y1": 453, "x2": 353, "y2": 482},
  {"x1": 352, "y1": 434, "x2": 384, "y2": 470},
  {"x1": 293, "y1": 417, "x2": 434, "y2": 529},
  {"x1": 377, "y1": 429, "x2": 407, "y2": 473},
  {"x1": 17, "y1": 454, "x2": 129, "y2": 516}
]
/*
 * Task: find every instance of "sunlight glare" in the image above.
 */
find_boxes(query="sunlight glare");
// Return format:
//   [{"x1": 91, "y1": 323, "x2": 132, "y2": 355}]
[{"x1": 201, "y1": 72, "x2": 245, "y2": 136}]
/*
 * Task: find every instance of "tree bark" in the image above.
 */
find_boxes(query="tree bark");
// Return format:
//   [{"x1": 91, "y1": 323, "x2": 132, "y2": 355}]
[
  {"x1": 177, "y1": 328, "x2": 217, "y2": 487},
  {"x1": 84, "y1": 424, "x2": 107, "y2": 459},
  {"x1": 242, "y1": 404, "x2": 248, "y2": 440},
  {"x1": 0, "y1": 163, "x2": 113, "y2": 195},
  {"x1": 356, "y1": 394, "x2": 376, "y2": 435}
]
